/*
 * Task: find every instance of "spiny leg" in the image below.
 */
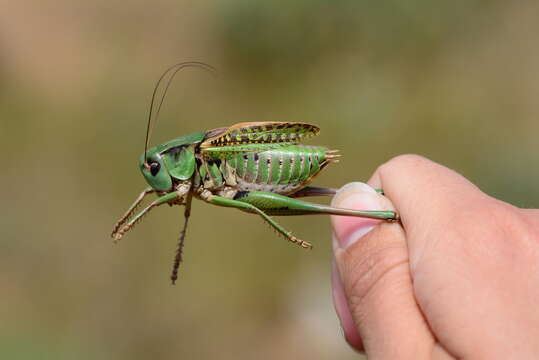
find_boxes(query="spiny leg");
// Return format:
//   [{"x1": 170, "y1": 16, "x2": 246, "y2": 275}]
[
  {"x1": 113, "y1": 192, "x2": 181, "y2": 242},
  {"x1": 289, "y1": 186, "x2": 337, "y2": 198},
  {"x1": 232, "y1": 191, "x2": 399, "y2": 221},
  {"x1": 208, "y1": 195, "x2": 312, "y2": 249},
  {"x1": 111, "y1": 187, "x2": 155, "y2": 237},
  {"x1": 289, "y1": 186, "x2": 385, "y2": 198},
  {"x1": 170, "y1": 191, "x2": 193, "y2": 284}
]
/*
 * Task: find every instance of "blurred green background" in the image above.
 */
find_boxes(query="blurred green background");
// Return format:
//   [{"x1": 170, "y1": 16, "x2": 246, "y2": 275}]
[{"x1": 1, "y1": 1, "x2": 538, "y2": 359}]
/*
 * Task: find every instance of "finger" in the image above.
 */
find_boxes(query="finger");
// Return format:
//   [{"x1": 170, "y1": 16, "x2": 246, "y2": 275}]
[
  {"x1": 331, "y1": 182, "x2": 435, "y2": 359},
  {"x1": 365, "y1": 155, "x2": 518, "y2": 358},
  {"x1": 366, "y1": 154, "x2": 493, "y2": 265}
]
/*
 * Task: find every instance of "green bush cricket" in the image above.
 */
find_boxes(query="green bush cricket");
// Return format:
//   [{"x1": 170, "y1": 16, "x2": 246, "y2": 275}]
[{"x1": 111, "y1": 62, "x2": 399, "y2": 284}]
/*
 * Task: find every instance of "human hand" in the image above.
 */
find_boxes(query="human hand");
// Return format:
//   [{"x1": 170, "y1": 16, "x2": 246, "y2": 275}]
[{"x1": 331, "y1": 155, "x2": 539, "y2": 359}]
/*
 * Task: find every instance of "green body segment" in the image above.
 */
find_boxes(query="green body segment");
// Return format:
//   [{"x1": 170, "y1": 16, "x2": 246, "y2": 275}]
[
  {"x1": 139, "y1": 132, "x2": 206, "y2": 190},
  {"x1": 208, "y1": 162, "x2": 223, "y2": 186},
  {"x1": 164, "y1": 146, "x2": 196, "y2": 180},
  {"x1": 147, "y1": 132, "x2": 206, "y2": 156},
  {"x1": 202, "y1": 143, "x2": 295, "y2": 159},
  {"x1": 269, "y1": 152, "x2": 281, "y2": 184},
  {"x1": 216, "y1": 145, "x2": 330, "y2": 193},
  {"x1": 230, "y1": 191, "x2": 397, "y2": 219}
]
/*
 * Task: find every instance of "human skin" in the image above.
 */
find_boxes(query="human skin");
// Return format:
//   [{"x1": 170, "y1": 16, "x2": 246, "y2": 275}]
[{"x1": 330, "y1": 155, "x2": 539, "y2": 359}]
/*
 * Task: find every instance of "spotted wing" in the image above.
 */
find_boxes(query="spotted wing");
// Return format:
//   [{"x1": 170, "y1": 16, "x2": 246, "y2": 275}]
[{"x1": 200, "y1": 122, "x2": 320, "y2": 157}]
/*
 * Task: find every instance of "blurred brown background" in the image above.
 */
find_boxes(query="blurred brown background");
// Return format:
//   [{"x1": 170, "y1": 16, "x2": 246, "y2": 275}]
[{"x1": 1, "y1": 1, "x2": 538, "y2": 359}]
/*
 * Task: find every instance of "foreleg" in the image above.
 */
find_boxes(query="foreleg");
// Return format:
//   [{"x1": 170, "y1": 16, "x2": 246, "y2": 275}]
[
  {"x1": 111, "y1": 187, "x2": 155, "y2": 237},
  {"x1": 112, "y1": 192, "x2": 181, "y2": 242}
]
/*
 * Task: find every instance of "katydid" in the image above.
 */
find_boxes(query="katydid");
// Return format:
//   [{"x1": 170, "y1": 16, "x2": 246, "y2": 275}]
[{"x1": 111, "y1": 62, "x2": 399, "y2": 284}]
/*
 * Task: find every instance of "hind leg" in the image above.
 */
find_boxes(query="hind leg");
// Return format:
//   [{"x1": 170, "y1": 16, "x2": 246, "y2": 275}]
[{"x1": 205, "y1": 195, "x2": 312, "y2": 249}]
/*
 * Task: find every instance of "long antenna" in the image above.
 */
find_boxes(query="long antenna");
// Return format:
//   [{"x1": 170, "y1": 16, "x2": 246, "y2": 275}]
[{"x1": 143, "y1": 61, "x2": 217, "y2": 163}]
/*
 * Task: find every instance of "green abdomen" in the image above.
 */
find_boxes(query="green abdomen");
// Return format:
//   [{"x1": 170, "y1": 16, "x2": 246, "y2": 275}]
[{"x1": 225, "y1": 145, "x2": 334, "y2": 195}]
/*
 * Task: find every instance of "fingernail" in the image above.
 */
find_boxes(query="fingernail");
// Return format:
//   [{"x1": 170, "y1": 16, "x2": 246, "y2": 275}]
[{"x1": 331, "y1": 182, "x2": 393, "y2": 249}]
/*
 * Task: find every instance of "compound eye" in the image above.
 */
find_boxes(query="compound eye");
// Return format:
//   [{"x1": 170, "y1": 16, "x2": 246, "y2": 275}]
[{"x1": 149, "y1": 161, "x2": 160, "y2": 176}]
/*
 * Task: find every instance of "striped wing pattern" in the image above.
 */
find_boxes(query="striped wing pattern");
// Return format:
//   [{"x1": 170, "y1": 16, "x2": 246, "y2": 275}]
[{"x1": 200, "y1": 122, "x2": 320, "y2": 151}]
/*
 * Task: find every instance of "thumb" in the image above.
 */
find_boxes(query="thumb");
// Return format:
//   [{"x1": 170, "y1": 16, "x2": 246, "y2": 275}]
[{"x1": 331, "y1": 182, "x2": 434, "y2": 359}]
